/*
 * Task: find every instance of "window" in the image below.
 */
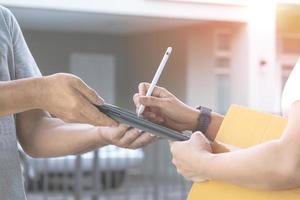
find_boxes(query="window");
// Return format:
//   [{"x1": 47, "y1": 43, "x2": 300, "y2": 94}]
[
  {"x1": 279, "y1": 35, "x2": 300, "y2": 91},
  {"x1": 216, "y1": 74, "x2": 231, "y2": 114},
  {"x1": 214, "y1": 29, "x2": 232, "y2": 114}
]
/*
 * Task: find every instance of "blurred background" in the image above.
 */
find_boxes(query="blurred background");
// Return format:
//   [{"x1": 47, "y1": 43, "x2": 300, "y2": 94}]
[{"x1": 0, "y1": 0, "x2": 299, "y2": 199}]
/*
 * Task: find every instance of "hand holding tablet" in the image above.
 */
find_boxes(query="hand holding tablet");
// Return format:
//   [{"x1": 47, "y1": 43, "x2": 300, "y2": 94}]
[{"x1": 97, "y1": 104, "x2": 189, "y2": 141}]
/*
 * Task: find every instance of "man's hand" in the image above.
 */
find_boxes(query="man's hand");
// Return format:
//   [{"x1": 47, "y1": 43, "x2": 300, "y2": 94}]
[
  {"x1": 99, "y1": 124, "x2": 156, "y2": 149},
  {"x1": 133, "y1": 82, "x2": 199, "y2": 131},
  {"x1": 38, "y1": 73, "x2": 117, "y2": 126},
  {"x1": 169, "y1": 132, "x2": 213, "y2": 182}
]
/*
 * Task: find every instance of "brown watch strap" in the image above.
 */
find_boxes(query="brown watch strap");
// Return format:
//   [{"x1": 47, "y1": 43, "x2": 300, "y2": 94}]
[{"x1": 194, "y1": 106, "x2": 212, "y2": 135}]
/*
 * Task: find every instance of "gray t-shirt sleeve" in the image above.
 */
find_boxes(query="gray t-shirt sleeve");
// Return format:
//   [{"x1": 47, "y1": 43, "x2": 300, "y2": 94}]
[{"x1": 1, "y1": 7, "x2": 41, "y2": 79}]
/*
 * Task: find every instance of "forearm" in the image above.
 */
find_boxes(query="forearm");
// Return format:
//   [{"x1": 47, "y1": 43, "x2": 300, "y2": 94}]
[
  {"x1": 206, "y1": 112, "x2": 224, "y2": 141},
  {"x1": 0, "y1": 77, "x2": 43, "y2": 116},
  {"x1": 18, "y1": 111, "x2": 108, "y2": 157},
  {"x1": 211, "y1": 141, "x2": 240, "y2": 153},
  {"x1": 204, "y1": 140, "x2": 299, "y2": 190}
]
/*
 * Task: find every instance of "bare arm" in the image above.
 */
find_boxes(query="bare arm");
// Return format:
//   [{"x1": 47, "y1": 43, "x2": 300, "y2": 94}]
[
  {"x1": 1, "y1": 74, "x2": 155, "y2": 157},
  {"x1": 203, "y1": 102, "x2": 300, "y2": 190},
  {"x1": 133, "y1": 82, "x2": 224, "y2": 140},
  {"x1": 0, "y1": 75, "x2": 110, "y2": 157},
  {"x1": 17, "y1": 109, "x2": 155, "y2": 158},
  {"x1": 134, "y1": 82, "x2": 236, "y2": 153},
  {"x1": 0, "y1": 74, "x2": 115, "y2": 126},
  {"x1": 0, "y1": 77, "x2": 42, "y2": 116},
  {"x1": 170, "y1": 102, "x2": 300, "y2": 190},
  {"x1": 16, "y1": 109, "x2": 108, "y2": 157}
]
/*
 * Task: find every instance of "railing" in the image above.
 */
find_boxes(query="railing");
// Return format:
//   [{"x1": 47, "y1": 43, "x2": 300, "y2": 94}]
[{"x1": 22, "y1": 140, "x2": 191, "y2": 200}]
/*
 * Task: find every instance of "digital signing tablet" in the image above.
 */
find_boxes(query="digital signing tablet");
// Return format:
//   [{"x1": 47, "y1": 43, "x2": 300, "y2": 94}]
[{"x1": 97, "y1": 104, "x2": 190, "y2": 141}]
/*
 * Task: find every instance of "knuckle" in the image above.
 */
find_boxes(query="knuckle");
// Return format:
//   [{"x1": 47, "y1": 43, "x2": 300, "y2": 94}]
[
  {"x1": 164, "y1": 98, "x2": 172, "y2": 104},
  {"x1": 149, "y1": 97, "x2": 155, "y2": 103},
  {"x1": 70, "y1": 76, "x2": 81, "y2": 85},
  {"x1": 139, "y1": 82, "x2": 146, "y2": 88},
  {"x1": 89, "y1": 89, "x2": 97, "y2": 97}
]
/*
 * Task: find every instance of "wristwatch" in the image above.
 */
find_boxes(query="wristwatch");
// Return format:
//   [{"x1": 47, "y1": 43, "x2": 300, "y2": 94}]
[{"x1": 194, "y1": 106, "x2": 212, "y2": 135}]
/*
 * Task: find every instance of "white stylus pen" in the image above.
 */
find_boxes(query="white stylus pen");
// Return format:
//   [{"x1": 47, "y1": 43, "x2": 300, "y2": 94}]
[{"x1": 137, "y1": 47, "x2": 173, "y2": 117}]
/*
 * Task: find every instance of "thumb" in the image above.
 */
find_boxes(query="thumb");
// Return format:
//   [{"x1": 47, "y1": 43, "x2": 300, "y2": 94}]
[
  {"x1": 138, "y1": 96, "x2": 164, "y2": 108},
  {"x1": 190, "y1": 132, "x2": 211, "y2": 146}
]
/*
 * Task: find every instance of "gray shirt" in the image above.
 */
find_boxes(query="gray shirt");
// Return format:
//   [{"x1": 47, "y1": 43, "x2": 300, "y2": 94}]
[{"x1": 0, "y1": 6, "x2": 41, "y2": 200}]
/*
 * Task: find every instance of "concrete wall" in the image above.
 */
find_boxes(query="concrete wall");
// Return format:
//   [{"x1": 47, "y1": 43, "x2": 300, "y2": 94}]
[
  {"x1": 23, "y1": 30, "x2": 121, "y2": 76},
  {"x1": 118, "y1": 28, "x2": 188, "y2": 110},
  {"x1": 23, "y1": 27, "x2": 189, "y2": 111}
]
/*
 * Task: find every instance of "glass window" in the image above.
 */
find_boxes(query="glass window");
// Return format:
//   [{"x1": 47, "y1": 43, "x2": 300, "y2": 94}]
[
  {"x1": 216, "y1": 74, "x2": 231, "y2": 114},
  {"x1": 216, "y1": 33, "x2": 231, "y2": 51}
]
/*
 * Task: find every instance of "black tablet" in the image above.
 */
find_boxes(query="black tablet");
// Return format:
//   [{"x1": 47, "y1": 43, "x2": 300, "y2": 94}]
[{"x1": 97, "y1": 104, "x2": 190, "y2": 141}]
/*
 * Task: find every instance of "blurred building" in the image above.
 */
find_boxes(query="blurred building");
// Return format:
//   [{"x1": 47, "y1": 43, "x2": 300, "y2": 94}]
[
  {"x1": 1, "y1": 1, "x2": 300, "y2": 199},
  {"x1": 0, "y1": 0, "x2": 299, "y2": 115}
]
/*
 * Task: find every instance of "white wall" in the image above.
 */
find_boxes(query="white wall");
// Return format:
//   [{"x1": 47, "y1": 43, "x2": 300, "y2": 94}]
[
  {"x1": 244, "y1": 2, "x2": 279, "y2": 112},
  {"x1": 230, "y1": 24, "x2": 249, "y2": 106},
  {"x1": 186, "y1": 25, "x2": 215, "y2": 108},
  {"x1": 23, "y1": 30, "x2": 121, "y2": 76}
]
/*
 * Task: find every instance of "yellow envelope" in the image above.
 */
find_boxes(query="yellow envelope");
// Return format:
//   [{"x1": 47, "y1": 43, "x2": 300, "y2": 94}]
[{"x1": 188, "y1": 104, "x2": 300, "y2": 200}]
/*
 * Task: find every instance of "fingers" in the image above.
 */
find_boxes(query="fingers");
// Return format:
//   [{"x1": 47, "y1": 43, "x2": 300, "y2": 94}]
[
  {"x1": 73, "y1": 78, "x2": 104, "y2": 106},
  {"x1": 138, "y1": 96, "x2": 165, "y2": 108},
  {"x1": 107, "y1": 124, "x2": 129, "y2": 143},
  {"x1": 117, "y1": 128, "x2": 143, "y2": 147},
  {"x1": 133, "y1": 93, "x2": 141, "y2": 108},
  {"x1": 138, "y1": 82, "x2": 148, "y2": 96},
  {"x1": 138, "y1": 82, "x2": 168, "y2": 98},
  {"x1": 134, "y1": 92, "x2": 166, "y2": 108},
  {"x1": 80, "y1": 97, "x2": 118, "y2": 126},
  {"x1": 128, "y1": 133, "x2": 156, "y2": 149},
  {"x1": 141, "y1": 111, "x2": 165, "y2": 124},
  {"x1": 111, "y1": 126, "x2": 155, "y2": 149}
]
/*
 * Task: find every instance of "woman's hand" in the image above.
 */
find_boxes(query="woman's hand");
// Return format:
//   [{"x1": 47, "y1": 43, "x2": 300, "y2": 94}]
[
  {"x1": 39, "y1": 73, "x2": 117, "y2": 126},
  {"x1": 169, "y1": 132, "x2": 213, "y2": 182},
  {"x1": 133, "y1": 82, "x2": 199, "y2": 131},
  {"x1": 99, "y1": 124, "x2": 156, "y2": 149}
]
